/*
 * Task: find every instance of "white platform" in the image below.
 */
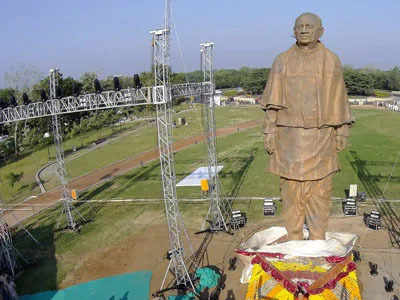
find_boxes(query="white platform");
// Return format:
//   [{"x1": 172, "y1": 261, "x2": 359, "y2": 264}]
[{"x1": 176, "y1": 166, "x2": 223, "y2": 187}]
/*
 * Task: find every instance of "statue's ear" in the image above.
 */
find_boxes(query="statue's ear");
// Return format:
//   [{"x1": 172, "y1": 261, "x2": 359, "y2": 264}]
[{"x1": 318, "y1": 27, "x2": 325, "y2": 40}]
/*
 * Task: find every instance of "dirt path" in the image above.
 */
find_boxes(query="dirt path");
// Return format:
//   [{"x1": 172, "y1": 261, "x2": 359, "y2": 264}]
[{"x1": 4, "y1": 120, "x2": 260, "y2": 227}]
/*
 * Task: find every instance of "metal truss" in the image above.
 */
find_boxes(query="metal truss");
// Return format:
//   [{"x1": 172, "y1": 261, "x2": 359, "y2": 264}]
[
  {"x1": 0, "y1": 83, "x2": 210, "y2": 125},
  {"x1": 0, "y1": 0, "x2": 212, "y2": 291},
  {"x1": 151, "y1": 0, "x2": 194, "y2": 292},
  {"x1": 49, "y1": 69, "x2": 83, "y2": 231},
  {"x1": 0, "y1": 208, "x2": 16, "y2": 277},
  {"x1": 201, "y1": 42, "x2": 231, "y2": 232},
  {"x1": 0, "y1": 87, "x2": 151, "y2": 124},
  {"x1": 171, "y1": 82, "x2": 211, "y2": 99}
]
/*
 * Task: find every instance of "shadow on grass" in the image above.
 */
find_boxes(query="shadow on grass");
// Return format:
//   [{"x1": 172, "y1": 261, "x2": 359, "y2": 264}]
[
  {"x1": 109, "y1": 163, "x2": 161, "y2": 198},
  {"x1": 349, "y1": 150, "x2": 400, "y2": 247},
  {"x1": 80, "y1": 182, "x2": 114, "y2": 201},
  {"x1": 13, "y1": 222, "x2": 57, "y2": 296},
  {"x1": 78, "y1": 161, "x2": 162, "y2": 202},
  {"x1": 14, "y1": 199, "x2": 103, "y2": 296},
  {"x1": 0, "y1": 148, "x2": 38, "y2": 168},
  {"x1": 222, "y1": 147, "x2": 257, "y2": 199}
]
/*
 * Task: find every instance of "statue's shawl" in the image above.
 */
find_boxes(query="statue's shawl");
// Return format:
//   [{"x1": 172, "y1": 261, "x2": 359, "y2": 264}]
[{"x1": 261, "y1": 42, "x2": 353, "y2": 128}]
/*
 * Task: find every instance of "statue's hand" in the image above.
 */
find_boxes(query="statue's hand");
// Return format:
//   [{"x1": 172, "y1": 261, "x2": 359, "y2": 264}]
[
  {"x1": 336, "y1": 135, "x2": 347, "y2": 152},
  {"x1": 264, "y1": 133, "x2": 275, "y2": 155}
]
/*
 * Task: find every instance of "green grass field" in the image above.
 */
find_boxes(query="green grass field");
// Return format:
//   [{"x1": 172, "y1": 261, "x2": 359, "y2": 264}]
[
  {"x1": 0, "y1": 105, "x2": 263, "y2": 204},
  {"x1": 0, "y1": 121, "x2": 143, "y2": 203},
  {"x1": 9, "y1": 107, "x2": 400, "y2": 295},
  {"x1": 78, "y1": 108, "x2": 400, "y2": 201}
]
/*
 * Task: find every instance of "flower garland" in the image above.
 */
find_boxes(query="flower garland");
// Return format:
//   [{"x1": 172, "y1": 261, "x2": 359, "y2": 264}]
[
  {"x1": 246, "y1": 263, "x2": 361, "y2": 300},
  {"x1": 250, "y1": 255, "x2": 357, "y2": 296}
]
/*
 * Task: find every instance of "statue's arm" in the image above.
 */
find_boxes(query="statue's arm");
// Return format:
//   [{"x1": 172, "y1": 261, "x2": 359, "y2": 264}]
[
  {"x1": 335, "y1": 124, "x2": 350, "y2": 152},
  {"x1": 263, "y1": 109, "x2": 277, "y2": 154},
  {"x1": 261, "y1": 56, "x2": 284, "y2": 155},
  {"x1": 334, "y1": 54, "x2": 352, "y2": 152}
]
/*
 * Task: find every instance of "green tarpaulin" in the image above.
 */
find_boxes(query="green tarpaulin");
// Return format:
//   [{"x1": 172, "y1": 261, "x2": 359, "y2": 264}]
[{"x1": 20, "y1": 271, "x2": 152, "y2": 300}]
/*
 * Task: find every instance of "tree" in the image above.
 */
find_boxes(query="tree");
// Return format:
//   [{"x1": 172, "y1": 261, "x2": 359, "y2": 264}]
[
  {"x1": 80, "y1": 72, "x2": 98, "y2": 94},
  {"x1": 240, "y1": 68, "x2": 270, "y2": 94},
  {"x1": 387, "y1": 67, "x2": 400, "y2": 91},
  {"x1": 0, "y1": 89, "x2": 16, "y2": 106},
  {"x1": 343, "y1": 67, "x2": 375, "y2": 95},
  {"x1": 0, "y1": 138, "x2": 15, "y2": 161},
  {"x1": 5, "y1": 171, "x2": 23, "y2": 188},
  {"x1": 60, "y1": 76, "x2": 82, "y2": 97}
]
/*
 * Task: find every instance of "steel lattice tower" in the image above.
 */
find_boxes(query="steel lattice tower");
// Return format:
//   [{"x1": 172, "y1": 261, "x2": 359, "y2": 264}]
[
  {"x1": 0, "y1": 205, "x2": 16, "y2": 277},
  {"x1": 201, "y1": 43, "x2": 231, "y2": 232},
  {"x1": 49, "y1": 69, "x2": 78, "y2": 231},
  {"x1": 151, "y1": 0, "x2": 194, "y2": 291}
]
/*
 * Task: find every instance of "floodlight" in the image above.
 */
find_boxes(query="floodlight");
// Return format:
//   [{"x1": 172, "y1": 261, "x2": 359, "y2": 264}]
[
  {"x1": 133, "y1": 74, "x2": 142, "y2": 89},
  {"x1": 10, "y1": 95, "x2": 17, "y2": 106},
  {"x1": 94, "y1": 79, "x2": 102, "y2": 93},
  {"x1": 369, "y1": 262, "x2": 378, "y2": 276},
  {"x1": 228, "y1": 257, "x2": 237, "y2": 271},
  {"x1": 352, "y1": 250, "x2": 361, "y2": 262},
  {"x1": 22, "y1": 93, "x2": 30, "y2": 105},
  {"x1": 56, "y1": 87, "x2": 62, "y2": 98},
  {"x1": 384, "y1": 277, "x2": 394, "y2": 292},
  {"x1": 113, "y1": 76, "x2": 121, "y2": 91},
  {"x1": 40, "y1": 89, "x2": 47, "y2": 101},
  {"x1": 230, "y1": 210, "x2": 247, "y2": 230},
  {"x1": 72, "y1": 82, "x2": 81, "y2": 96}
]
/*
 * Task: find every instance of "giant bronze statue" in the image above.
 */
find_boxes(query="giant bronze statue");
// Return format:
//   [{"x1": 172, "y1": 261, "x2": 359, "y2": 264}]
[{"x1": 261, "y1": 13, "x2": 353, "y2": 240}]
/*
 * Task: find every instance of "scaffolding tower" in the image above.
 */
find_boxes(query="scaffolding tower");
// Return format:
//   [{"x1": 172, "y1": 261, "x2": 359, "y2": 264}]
[
  {"x1": 49, "y1": 69, "x2": 82, "y2": 231},
  {"x1": 151, "y1": 0, "x2": 194, "y2": 292},
  {"x1": 0, "y1": 205, "x2": 16, "y2": 277},
  {"x1": 201, "y1": 42, "x2": 231, "y2": 232}
]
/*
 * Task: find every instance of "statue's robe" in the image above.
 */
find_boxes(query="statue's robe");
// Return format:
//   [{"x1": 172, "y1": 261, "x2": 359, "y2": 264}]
[
  {"x1": 261, "y1": 42, "x2": 353, "y2": 240},
  {"x1": 261, "y1": 42, "x2": 352, "y2": 180}
]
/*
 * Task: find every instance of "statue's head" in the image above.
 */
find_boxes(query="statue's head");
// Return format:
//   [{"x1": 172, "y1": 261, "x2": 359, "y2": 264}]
[{"x1": 293, "y1": 13, "x2": 324, "y2": 48}]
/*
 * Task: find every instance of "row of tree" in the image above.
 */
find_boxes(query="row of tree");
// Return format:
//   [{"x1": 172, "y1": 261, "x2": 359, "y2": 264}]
[
  {"x1": 2, "y1": 65, "x2": 399, "y2": 108},
  {"x1": 343, "y1": 66, "x2": 400, "y2": 96}
]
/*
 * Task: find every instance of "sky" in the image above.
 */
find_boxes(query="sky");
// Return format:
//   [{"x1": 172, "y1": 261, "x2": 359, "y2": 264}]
[{"x1": 1, "y1": 0, "x2": 399, "y2": 88}]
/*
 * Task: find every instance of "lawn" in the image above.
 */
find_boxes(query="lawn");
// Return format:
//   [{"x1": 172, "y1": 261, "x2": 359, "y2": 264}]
[
  {"x1": 65, "y1": 105, "x2": 263, "y2": 181},
  {"x1": 0, "y1": 104, "x2": 264, "y2": 204},
  {"x1": 0, "y1": 121, "x2": 141, "y2": 203},
  {"x1": 78, "y1": 108, "x2": 400, "y2": 201},
  {"x1": 13, "y1": 107, "x2": 400, "y2": 295},
  {"x1": 4, "y1": 106, "x2": 400, "y2": 205}
]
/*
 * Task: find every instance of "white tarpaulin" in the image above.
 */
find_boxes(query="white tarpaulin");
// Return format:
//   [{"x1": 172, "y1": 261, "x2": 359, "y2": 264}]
[
  {"x1": 237, "y1": 226, "x2": 358, "y2": 283},
  {"x1": 176, "y1": 166, "x2": 223, "y2": 187},
  {"x1": 240, "y1": 226, "x2": 358, "y2": 258}
]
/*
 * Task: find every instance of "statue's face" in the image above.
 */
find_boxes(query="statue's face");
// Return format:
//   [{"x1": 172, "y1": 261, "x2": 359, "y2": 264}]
[{"x1": 294, "y1": 14, "x2": 323, "y2": 47}]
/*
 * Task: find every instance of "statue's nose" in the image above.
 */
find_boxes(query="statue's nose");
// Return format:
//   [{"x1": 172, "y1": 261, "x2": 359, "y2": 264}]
[{"x1": 300, "y1": 26, "x2": 309, "y2": 33}]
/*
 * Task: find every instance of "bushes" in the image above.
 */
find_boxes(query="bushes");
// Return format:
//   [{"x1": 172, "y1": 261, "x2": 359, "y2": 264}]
[
  {"x1": 5, "y1": 171, "x2": 23, "y2": 188},
  {"x1": 374, "y1": 90, "x2": 391, "y2": 98}
]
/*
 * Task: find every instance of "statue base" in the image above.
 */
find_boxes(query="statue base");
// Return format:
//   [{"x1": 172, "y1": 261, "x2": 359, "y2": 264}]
[{"x1": 235, "y1": 227, "x2": 362, "y2": 299}]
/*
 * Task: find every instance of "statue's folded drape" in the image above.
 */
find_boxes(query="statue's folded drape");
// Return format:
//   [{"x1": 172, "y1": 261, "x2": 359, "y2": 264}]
[
  {"x1": 261, "y1": 42, "x2": 353, "y2": 129},
  {"x1": 261, "y1": 42, "x2": 353, "y2": 180}
]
